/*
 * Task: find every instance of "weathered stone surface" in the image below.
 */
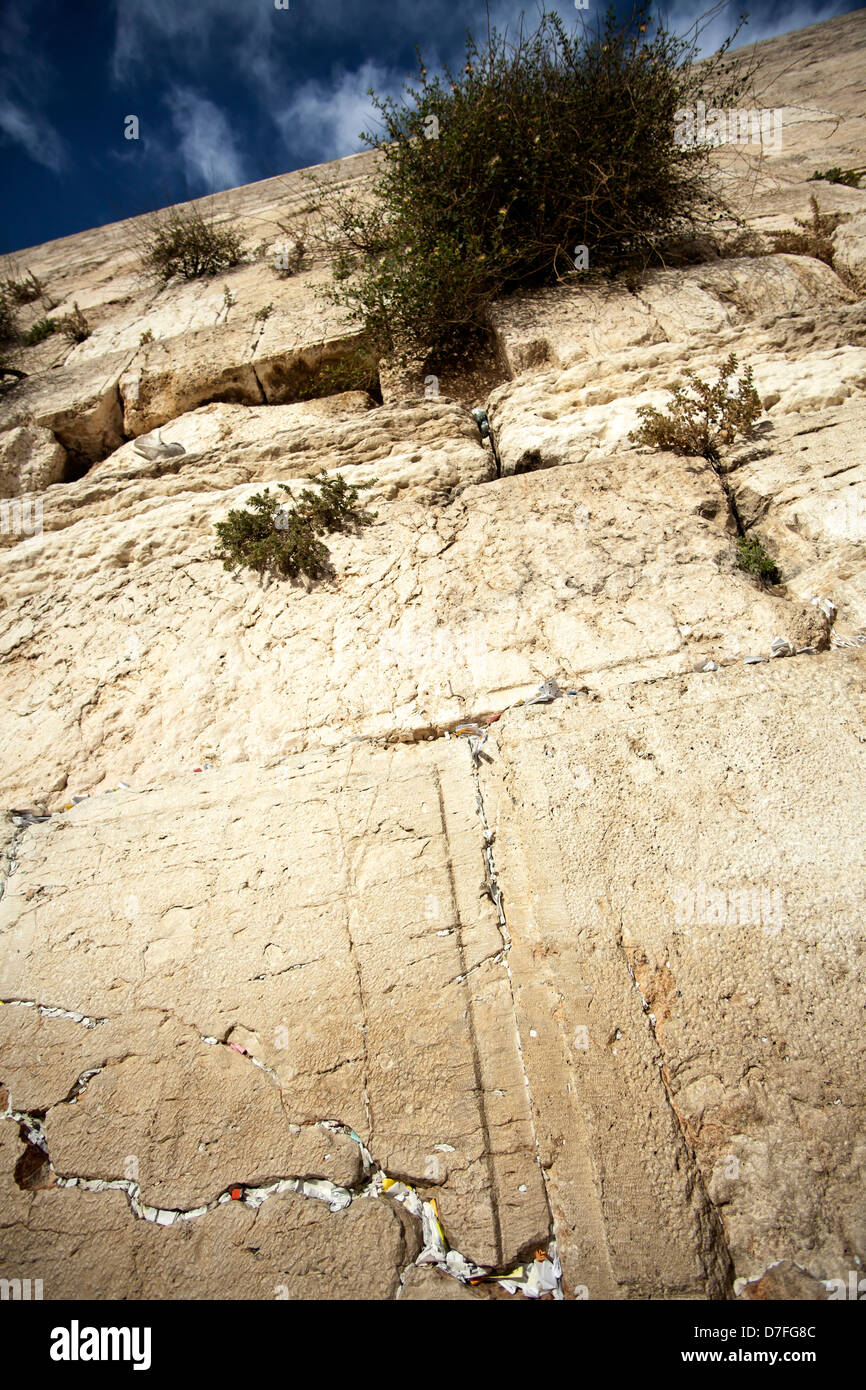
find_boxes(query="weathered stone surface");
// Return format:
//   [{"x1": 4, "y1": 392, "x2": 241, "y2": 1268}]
[
  {"x1": 0, "y1": 439, "x2": 832, "y2": 805},
  {"x1": 737, "y1": 1261, "x2": 830, "y2": 1300},
  {"x1": 0, "y1": 744, "x2": 550, "y2": 1269},
  {"x1": 725, "y1": 399, "x2": 866, "y2": 632},
  {"x1": 119, "y1": 325, "x2": 266, "y2": 434},
  {"x1": 482, "y1": 649, "x2": 866, "y2": 1294},
  {"x1": 0, "y1": 1126, "x2": 417, "y2": 1299},
  {"x1": 490, "y1": 293, "x2": 866, "y2": 479},
  {"x1": 42, "y1": 1016, "x2": 363, "y2": 1207},
  {"x1": 118, "y1": 314, "x2": 366, "y2": 436},
  {"x1": 833, "y1": 211, "x2": 866, "y2": 293},
  {"x1": 1, "y1": 12, "x2": 866, "y2": 1303},
  {"x1": 0, "y1": 350, "x2": 130, "y2": 464},
  {"x1": 124, "y1": 1193, "x2": 418, "y2": 1300},
  {"x1": 709, "y1": 11, "x2": 866, "y2": 216},
  {"x1": 400, "y1": 1264, "x2": 489, "y2": 1299},
  {"x1": 0, "y1": 1006, "x2": 111, "y2": 1113},
  {"x1": 0, "y1": 426, "x2": 66, "y2": 498},
  {"x1": 490, "y1": 256, "x2": 856, "y2": 377}
]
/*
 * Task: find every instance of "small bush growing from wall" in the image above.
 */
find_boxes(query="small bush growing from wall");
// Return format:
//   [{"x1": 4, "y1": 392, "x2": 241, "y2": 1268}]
[
  {"x1": 314, "y1": 4, "x2": 755, "y2": 363},
  {"x1": 23, "y1": 317, "x2": 57, "y2": 346},
  {"x1": 771, "y1": 196, "x2": 847, "y2": 269},
  {"x1": 213, "y1": 471, "x2": 376, "y2": 582},
  {"x1": 736, "y1": 534, "x2": 780, "y2": 584},
  {"x1": 1, "y1": 269, "x2": 46, "y2": 305},
  {"x1": 138, "y1": 205, "x2": 244, "y2": 283},
  {"x1": 0, "y1": 291, "x2": 21, "y2": 348},
  {"x1": 808, "y1": 167, "x2": 863, "y2": 189},
  {"x1": 57, "y1": 302, "x2": 91, "y2": 343},
  {"x1": 629, "y1": 353, "x2": 762, "y2": 462}
]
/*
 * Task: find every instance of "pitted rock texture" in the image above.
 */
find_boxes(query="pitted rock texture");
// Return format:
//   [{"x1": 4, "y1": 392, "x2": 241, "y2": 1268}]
[
  {"x1": 1, "y1": 744, "x2": 551, "y2": 1273},
  {"x1": 481, "y1": 650, "x2": 866, "y2": 1293},
  {"x1": 1, "y1": 10, "x2": 866, "y2": 1301},
  {"x1": 0, "y1": 426, "x2": 67, "y2": 498},
  {"x1": 0, "y1": 442, "x2": 832, "y2": 806}
]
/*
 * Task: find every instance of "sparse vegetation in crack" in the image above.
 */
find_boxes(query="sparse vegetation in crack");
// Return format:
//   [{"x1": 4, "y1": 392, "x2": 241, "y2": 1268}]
[
  {"x1": 212, "y1": 470, "x2": 377, "y2": 584},
  {"x1": 22, "y1": 317, "x2": 57, "y2": 346},
  {"x1": 136, "y1": 204, "x2": 245, "y2": 285},
  {"x1": 1, "y1": 267, "x2": 47, "y2": 306},
  {"x1": 771, "y1": 195, "x2": 850, "y2": 269},
  {"x1": 735, "y1": 532, "x2": 781, "y2": 585},
  {"x1": 808, "y1": 166, "x2": 864, "y2": 189},
  {"x1": 57, "y1": 302, "x2": 91, "y2": 344},
  {"x1": 288, "y1": 342, "x2": 382, "y2": 403},
  {"x1": 629, "y1": 353, "x2": 762, "y2": 464},
  {"x1": 0, "y1": 288, "x2": 22, "y2": 356}
]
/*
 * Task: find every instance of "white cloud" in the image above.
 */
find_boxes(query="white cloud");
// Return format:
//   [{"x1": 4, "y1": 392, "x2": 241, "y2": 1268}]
[
  {"x1": 0, "y1": 2, "x2": 67, "y2": 172},
  {"x1": 0, "y1": 100, "x2": 66, "y2": 172},
  {"x1": 107, "y1": 0, "x2": 857, "y2": 184},
  {"x1": 166, "y1": 87, "x2": 248, "y2": 192},
  {"x1": 272, "y1": 61, "x2": 404, "y2": 163},
  {"x1": 111, "y1": 0, "x2": 261, "y2": 81}
]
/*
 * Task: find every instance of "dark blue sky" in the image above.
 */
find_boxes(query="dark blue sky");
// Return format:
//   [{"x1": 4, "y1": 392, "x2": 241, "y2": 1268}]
[{"x1": 0, "y1": 0, "x2": 861, "y2": 253}]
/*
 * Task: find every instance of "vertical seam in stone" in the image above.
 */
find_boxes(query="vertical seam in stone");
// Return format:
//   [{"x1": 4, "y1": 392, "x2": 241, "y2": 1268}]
[
  {"x1": 0, "y1": 823, "x2": 26, "y2": 902},
  {"x1": 433, "y1": 766, "x2": 503, "y2": 1267},
  {"x1": 467, "y1": 752, "x2": 558, "y2": 1255},
  {"x1": 332, "y1": 779, "x2": 374, "y2": 1140}
]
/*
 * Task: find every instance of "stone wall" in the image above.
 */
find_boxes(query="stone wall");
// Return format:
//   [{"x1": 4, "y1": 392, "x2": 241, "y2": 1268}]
[{"x1": 1, "y1": 11, "x2": 865, "y2": 1300}]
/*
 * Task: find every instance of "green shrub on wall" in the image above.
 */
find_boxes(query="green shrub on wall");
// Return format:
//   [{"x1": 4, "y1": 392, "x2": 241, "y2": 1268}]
[
  {"x1": 213, "y1": 472, "x2": 377, "y2": 582},
  {"x1": 316, "y1": 4, "x2": 754, "y2": 363}
]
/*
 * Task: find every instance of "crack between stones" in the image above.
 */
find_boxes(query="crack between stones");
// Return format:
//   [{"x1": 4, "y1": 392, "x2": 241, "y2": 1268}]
[
  {"x1": 249, "y1": 360, "x2": 267, "y2": 404},
  {"x1": 331, "y1": 775, "x2": 374, "y2": 1139},
  {"x1": 0, "y1": 1095, "x2": 551, "y2": 1297},
  {"x1": 0, "y1": 999, "x2": 107, "y2": 1028},
  {"x1": 463, "y1": 745, "x2": 561, "y2": 1281},
  {"x1": 435, "y1": 768, "x2": 505, "y2": 1267},
  {"x1": 333, "y1": 643, "x2": 842, "y2": 757},
  {"x1": 0, "y1": 822, "x2": 29, "y2": 903}
]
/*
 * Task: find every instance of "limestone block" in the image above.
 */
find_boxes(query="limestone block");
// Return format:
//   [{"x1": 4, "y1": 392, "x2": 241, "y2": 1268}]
[{"x1": 0, "y1": 425, "x2": 66, "y2": 497}]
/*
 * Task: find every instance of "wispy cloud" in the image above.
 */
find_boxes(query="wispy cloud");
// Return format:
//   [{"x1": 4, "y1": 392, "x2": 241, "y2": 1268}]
[
  {"x1": 165, "y1": 87, "x2": 248, "y2": 192},
  {"x1": 111, "y1": 0, "x2": 272, "y2": 82},
  {"x1": 271, "y1": 61, "x2": 405, "y2": 163},
  {"x1": 0, "y1": 1, "x2": 68, "y2": 172},
  {"x1": 0, "y1": 100, "x2": 66, "y2": 173},
  {"x1": 104, "y1": 0, "x2": 861, "y2": 191}
]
